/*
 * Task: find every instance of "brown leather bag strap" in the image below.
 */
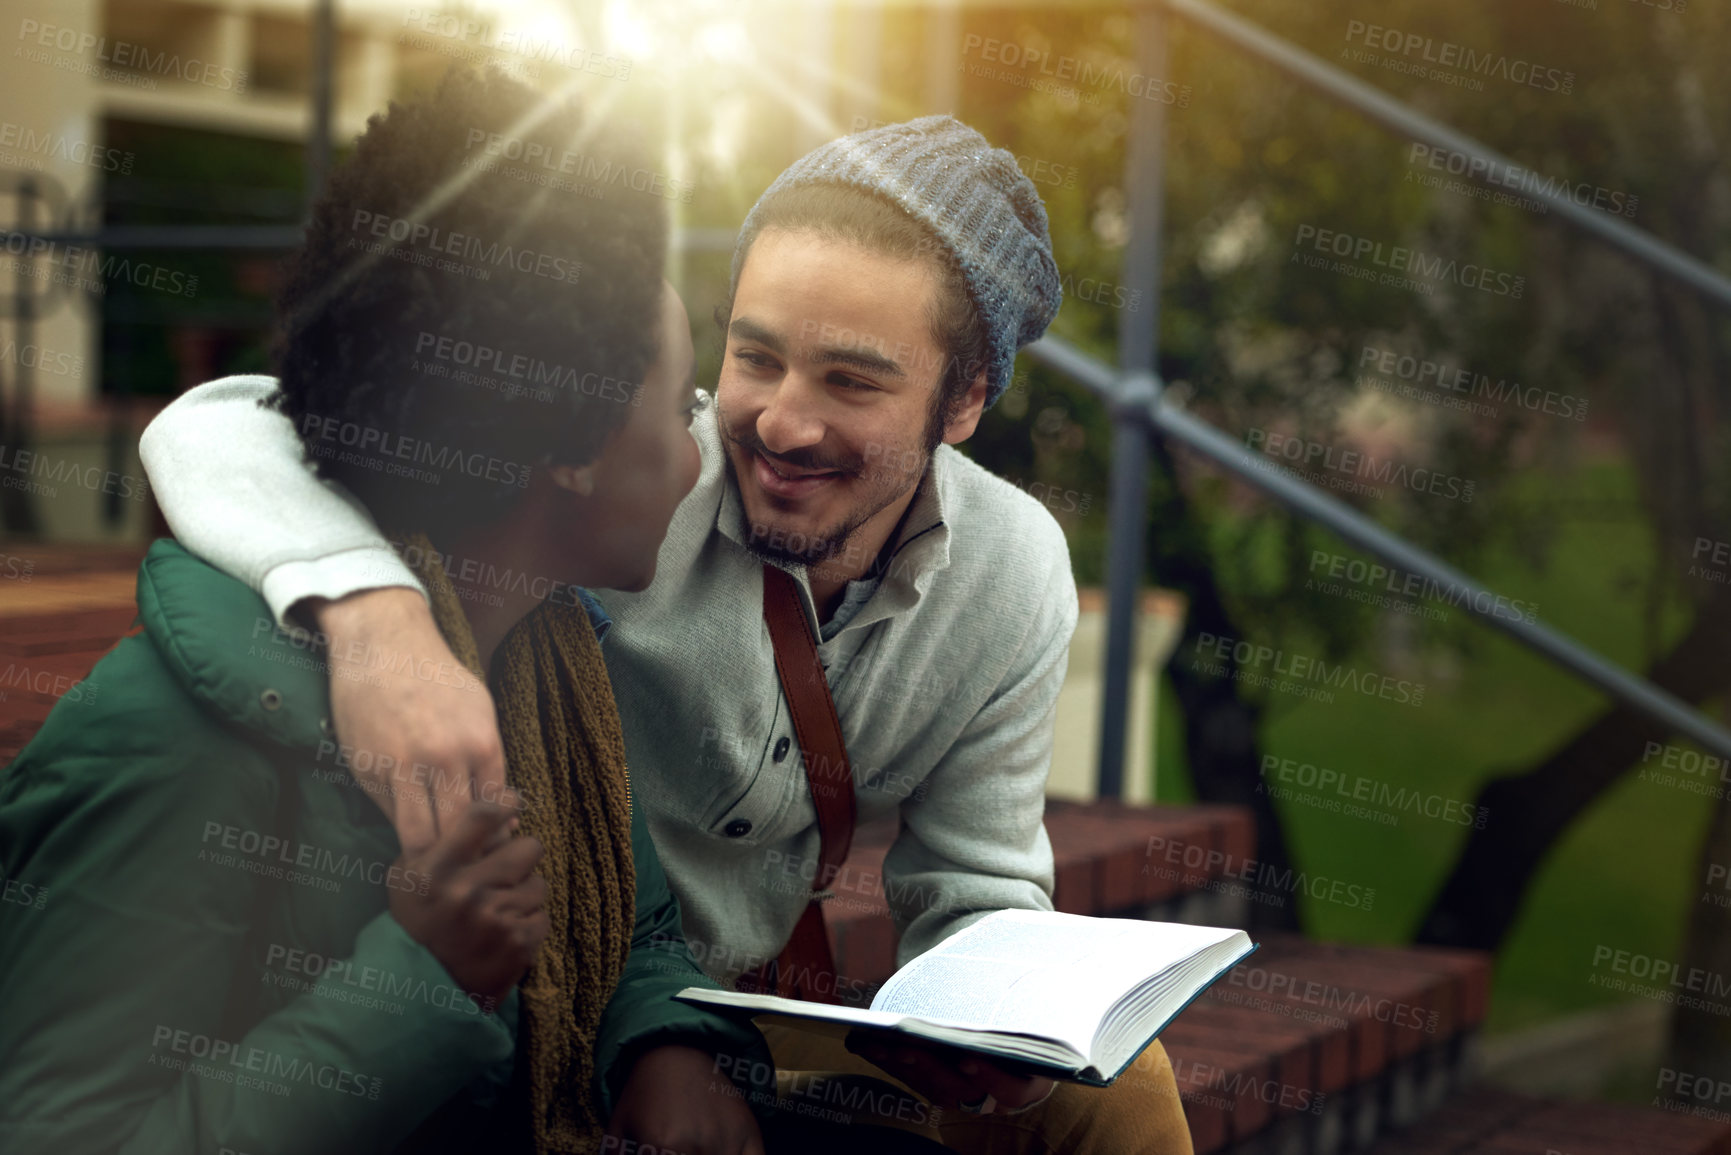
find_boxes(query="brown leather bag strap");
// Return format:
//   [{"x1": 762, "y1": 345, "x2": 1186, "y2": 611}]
[{"x1": 747, "y1": 563, "x2": 858, "y2": 1004}]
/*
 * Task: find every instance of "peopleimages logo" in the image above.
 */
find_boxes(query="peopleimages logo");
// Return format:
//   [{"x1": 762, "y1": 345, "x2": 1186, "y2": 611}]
[
  {"x1": 1245, "y1": 428, "x2": 1477, "y2": 504},
  {"x1": 0, "y1": 121, "x2": 133, "y2": 174},
  {"x1": 1258, "y1": 754, "x2": 1489, "y2": 829},
  {"x1": 1217, "y1": 962, "x2": 1438, "y2": 1034},
  {"x1": 1, "y1": 869, "x2": 48, "y2": 911},
  {"x1": 0, "y1": 233, "x2": 199, "y2": 299},
  {"x1": 0, "y1": 443, "x2": 149, "y2": 504},
  {"x1": 1636, "y1": 740, "x2": 1731, "y2": 803},
  {"x1": 16, "y1": 19, "x2": 249, "y2": 92},
  {"x1": 1588, "y1": 945, "x2": 1731, "y2": 1016},
  {"x1": 1143, "y1": 835, "x2": 1377, "y2": 910},
  {"x1": 0, "y1": 661, "x2": 99, "y2": 708},
  {"x1": 661, "y1": 931, "x2": 877, "y2": 1007},
  {"x1": 1357, "y1": 345, "x2": 1588, "y2": 423},
  {"x1": 0, "y1": 338, "x2": 83, "y2": 379},
  {"x1": 150, "y1": 1025, "x2": 382, "y2": 1100},
  {"x1": 399, "y1": 9, "x2": 632, "y2": 80},
  {"x1": 1406, "y1": 144, "x2": 1637, "y2": 219},
  {"x1": 463, "y1": 130, "x2": 695, "y2": 204},
  {"x1": 1655, "y1": 1068, "x2": 1731, "y2": 1127},
  {"x1": 349, "y1": 210, "x2": 582, "y2": 284},
  {"x1": 387, "y1": 535, "x2": 587, "y2": 610},
  {"x1": 960, "y1": 34, "x2": 1192, "y2": 107},
  {"x1": 414, "y1": 332, "x2": 638, "y2": 406},
  {"x1": 297, "y1": 414, "x2": 533, "y2": 490},
  {"x1": 1190, "y1": 631, "x2": 1427, "y2": 707},
  {"x1": 263, "y1": 943, "x2": 489, "y2": 1017},
  {"x1": 1169, "y1": 1056, "x2": 1326, "y2": 1114},
  {"x1": 1307, "y1": 548, "x2": 1538, "y2": 624},
  {"x1": 1291, "y1": 224, "x2": 1525, "y2": 300},
  {"x1": 1691, "y1": 537, "x2": 1730, "y2": 586},
  {"x1": 1342, "y1": 20, "x2": 1574, "y2": 95},
  {"x1": 199, "y1": 820, "x2": 431, "y2": 896}
]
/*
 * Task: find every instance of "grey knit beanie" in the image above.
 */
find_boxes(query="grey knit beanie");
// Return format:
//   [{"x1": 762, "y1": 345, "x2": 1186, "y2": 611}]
[{"x1": 730, "y1": 115, "x2": 1061, "y2": 408}]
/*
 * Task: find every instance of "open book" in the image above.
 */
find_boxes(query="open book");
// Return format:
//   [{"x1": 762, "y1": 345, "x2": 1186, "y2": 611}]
[{"x1": 676, "y1": 909, "x2": 1255, "y2": 1086}]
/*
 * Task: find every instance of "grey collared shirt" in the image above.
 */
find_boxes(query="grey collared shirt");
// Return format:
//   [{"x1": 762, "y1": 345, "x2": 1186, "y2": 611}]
[{"x1": 819, "y1": 577, "x2": 881, "y2": 643}]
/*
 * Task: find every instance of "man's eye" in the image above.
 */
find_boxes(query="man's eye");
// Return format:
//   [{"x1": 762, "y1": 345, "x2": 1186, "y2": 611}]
[
  {"x1": 829, "y1": 374, "x2": 874, "y2": 392},
  {"x1": 734, "y1": 349, "x2": 776, "y2": 370}
]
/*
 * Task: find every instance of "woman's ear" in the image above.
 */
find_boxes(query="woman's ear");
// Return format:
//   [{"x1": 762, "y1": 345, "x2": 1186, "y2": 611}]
[{"x1": 548, "y1": 463, "x2": 597, "y2": 497}]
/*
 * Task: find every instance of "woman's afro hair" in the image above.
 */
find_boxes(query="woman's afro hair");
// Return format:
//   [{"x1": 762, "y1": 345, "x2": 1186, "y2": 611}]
[{"x1": 271, "y1": 66, "x2": 668, "y2": 535}]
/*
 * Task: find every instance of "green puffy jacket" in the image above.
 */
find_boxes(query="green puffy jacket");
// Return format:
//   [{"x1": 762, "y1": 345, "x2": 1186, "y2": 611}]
[{"x1": 0, "y1": 539, "x2": 772, "y2": 1153}]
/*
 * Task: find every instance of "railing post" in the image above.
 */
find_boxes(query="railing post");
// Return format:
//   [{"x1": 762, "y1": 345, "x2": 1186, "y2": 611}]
[
  {"x1": 1097, "y1": 0, "x2": 1169, "y2": 800},
  {"x1": 306, "y1": 0, "x2": 335, "y2": 214},
  {"x1": 923, "y1": 0, "x2": 962, "y2": 116},
  {"x1": 2, "y1": 178, "x2": 43, "y2": 535}
]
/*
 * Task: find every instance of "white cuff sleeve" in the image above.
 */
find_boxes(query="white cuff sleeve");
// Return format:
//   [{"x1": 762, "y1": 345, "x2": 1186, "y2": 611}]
[
  {"x1": 138, "y1": 374, "x2": 426, "y2": 629},
  {"x1": 258, "y1": 546, "x2": 427, "y2": 631}
]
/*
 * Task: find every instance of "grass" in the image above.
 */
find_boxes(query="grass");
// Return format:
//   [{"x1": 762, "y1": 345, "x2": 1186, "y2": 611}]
[{"x1": 1144, "y1": 456, "x2": 1720, "y2": 1035}]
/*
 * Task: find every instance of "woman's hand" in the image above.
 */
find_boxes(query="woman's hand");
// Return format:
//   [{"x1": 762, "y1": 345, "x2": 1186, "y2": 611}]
[{"x1": 387, "y1": 800, "x2": 548, "y2": 1008}]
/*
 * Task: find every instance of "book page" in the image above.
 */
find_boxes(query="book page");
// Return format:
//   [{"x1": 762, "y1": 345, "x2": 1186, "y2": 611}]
[
  {"x1": 867, "y1": 912, "x2": 1123, "y2": 1047},
  {"x1": 871, "y1": 910, "x2": 1242, "y2": 1053},
  {"x1": 876, "y1": 957, "x2": 1105, "y2": 1051}
]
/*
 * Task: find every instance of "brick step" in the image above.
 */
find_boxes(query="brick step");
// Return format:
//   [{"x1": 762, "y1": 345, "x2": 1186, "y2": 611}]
[
  {"x1": 1173, "y1": 936, "x2": 1492, "y2": 1153},
  {"x1": 0, "y1": 649, "x2": 122, "y2": 681},
  {"x1": 1364, "y1": 1086, "x2": 1731, "y2": 1154},
  {"x1": 0, "y1": 700, "x2": 54, "y2": 733},
  {"x1": 0, "y1": 544, "x2": 147, "y2": 576},
  {"x1": 1046, "y1": 798, "x2": 1256, "y2": 913},
  {"x1": 0, "y1": 648, "x2": 118, "y2": 721},
  {"x1": 0, "y1": 605, "x2": 139, "y2": 638},
  {"x1": 0, "y1": 717, "x2": 40, "y2": 765},
  {"x1": 0, "y1": 592, "x2": 140, "y2": 758},
  {"x1": 0, "y1": 571, "x2": 139, "y2": 621},
  {"x1": 0, "y1": 621, "x2": 139, "y2": 657},
  {"x1": 1165, "y1": 1040, "x2": 1285, "y2": 1151}
]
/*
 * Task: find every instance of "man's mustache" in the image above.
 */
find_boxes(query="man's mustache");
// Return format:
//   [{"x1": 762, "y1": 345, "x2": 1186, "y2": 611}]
[{"x1": 723, "y1": 420, "x2": 864, "y2": 477}]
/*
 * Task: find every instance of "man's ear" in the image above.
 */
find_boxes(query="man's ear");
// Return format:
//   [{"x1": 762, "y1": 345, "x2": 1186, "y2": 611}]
[
  {"x1": 548, "y1": 463, "x2": 597, "y2": 497},
  {"x1": 941, "y1": 369, "x2": 991, "y2": 446}
]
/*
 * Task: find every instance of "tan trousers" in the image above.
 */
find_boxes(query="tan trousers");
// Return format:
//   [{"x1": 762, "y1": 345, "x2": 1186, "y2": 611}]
[{"x1": 760, "y1": 1022, "x2": 1194, "y2": 1155}]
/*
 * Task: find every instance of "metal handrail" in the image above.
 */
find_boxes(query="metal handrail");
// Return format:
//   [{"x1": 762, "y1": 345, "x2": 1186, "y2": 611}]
[{"x1": 1028, "y1": 336, "x2": 1731, "y2": 763}]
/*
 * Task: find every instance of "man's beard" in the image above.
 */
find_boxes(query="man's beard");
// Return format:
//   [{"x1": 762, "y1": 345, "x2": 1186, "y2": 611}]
[
  {"x1": 718, "y1": 403, "x2": 933, "y2": 577},
  {"x1": 737, "y1": 500, "x2": 876, "y2": 575}
]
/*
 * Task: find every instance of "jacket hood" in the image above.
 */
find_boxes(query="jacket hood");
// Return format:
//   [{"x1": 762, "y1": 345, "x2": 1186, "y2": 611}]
[{"x1": 136, "y1": 538, "x2": 331, "y2": 752}]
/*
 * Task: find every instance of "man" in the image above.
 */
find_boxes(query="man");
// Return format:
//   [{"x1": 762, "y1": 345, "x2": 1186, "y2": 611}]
[{"x1": 140, "y1": 116, "x2": 1193, "y2": 1152}]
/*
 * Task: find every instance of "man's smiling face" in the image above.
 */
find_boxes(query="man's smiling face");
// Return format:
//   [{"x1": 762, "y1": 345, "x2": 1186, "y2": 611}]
[{"x1": 716, "y1": 228, "x2": 966, "y2": 572}]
